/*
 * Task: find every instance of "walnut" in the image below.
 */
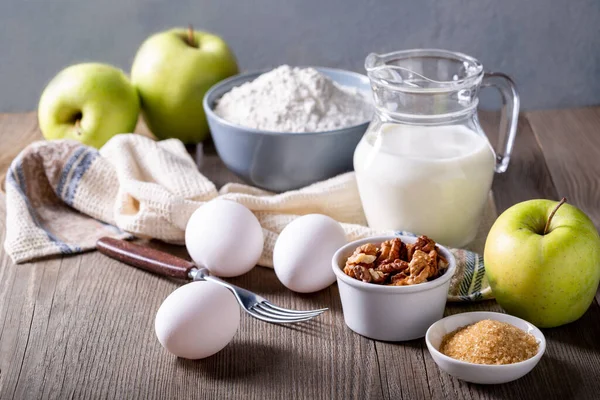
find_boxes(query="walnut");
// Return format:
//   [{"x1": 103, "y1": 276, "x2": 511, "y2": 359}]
[
  {"x1": 409, "y1": 249, "x2": 430, "y2": 273},
  {"x1": 407, "y1": 272, "x2": 429, "y2": 285},
  {"x1": 407, "y1": 235, "x2": 437, "y2": 259},
  {"x1": 368, "y1": 269, "x2": 388, "y2": 284},
  {"x1": 390, "y1": 271, "x2": 428, "y2": 286},
  {"x1": 437, "y1": 252, "x2": 449, "y2": 268},
  {"x1": 428, "y1": 249, "x2": 439, "y2": 277},
  {"x1": 414, "y1": 235, "x2": 437, "y2": 253},
  {"x1": 377, "y1": 238, "x2": 407, "y2": 263},
  {"x1": 344, "y1": 243, "x2": 379, "y2": 278},
  {"x1": 353, "y1": 265, "x2": 372, "y2": 282},
  {"x1": 355, "y1": 243, "x2": 379, "y2": 256},
  {"x1": 343, "y1": 264, "x2": 357, "y2": 278},
  {"x1": 346, "y1": 243, "x2": 378, "y2": 266},
  {"x1": 350, "y1": 265, "x2": 388, "y2": 283},
  {"x1": 376, "y1": 259, "x2": 409, "y2": 274},
  {"x1": 348, "y1": 253, "x2": 377, "y2": 265},
  {"x1": 409, "y1": 250, "x2": 437, "y2": 283},
  {"x1": 389, "y1": 250, "x2": 436, "y2": 285},
  {"x1": 389, "y1": 271, "x2": 411, "y2": 286}
]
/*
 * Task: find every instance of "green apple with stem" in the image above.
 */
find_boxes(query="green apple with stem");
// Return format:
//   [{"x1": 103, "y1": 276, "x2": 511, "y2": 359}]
[
  {"x1": 38, "y1": 63, "x2": 140, "y2": 148},
  {"x1": 484, "y1": 198, "x2": 600, "y2": 328},
  {"x1": 131, "y1": 26, "x2": 238, "y2": 143}
]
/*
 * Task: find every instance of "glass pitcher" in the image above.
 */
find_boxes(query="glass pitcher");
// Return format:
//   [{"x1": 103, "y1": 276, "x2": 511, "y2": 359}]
[{"x1": 354, "y1": 49, "x2": 519, "y2": 248}]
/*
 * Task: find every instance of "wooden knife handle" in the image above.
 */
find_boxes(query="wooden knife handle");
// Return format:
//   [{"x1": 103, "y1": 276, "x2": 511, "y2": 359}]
[{"x1": 96, "y1": 237, "x2": 194, "y2": 280}]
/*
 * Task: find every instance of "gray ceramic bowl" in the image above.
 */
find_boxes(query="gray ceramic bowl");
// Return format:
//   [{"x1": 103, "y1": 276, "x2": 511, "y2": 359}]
[{"x1": 203, "y1": 67, "x2": 371, "y2": 192}]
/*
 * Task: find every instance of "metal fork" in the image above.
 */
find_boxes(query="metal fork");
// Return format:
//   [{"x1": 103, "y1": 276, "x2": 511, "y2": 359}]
[
  {"x1": 96, "y1": 237, "x2": 327, "y2": 324},
  {"x1": 189, "y1": 267, "x2": 326, "y2": 323}
]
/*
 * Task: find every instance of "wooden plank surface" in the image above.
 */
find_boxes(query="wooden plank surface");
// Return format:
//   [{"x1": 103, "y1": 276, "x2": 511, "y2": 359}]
[
  {"x1": 526, "y1": 107, "x2": 600, "y2": 229},
  {"x1": 526, "y1": 106, "x2": 600, "y2": 308},
  {"x1": 1, "y1": 110, "x2": 600, "y2": 399},
  {"x1": 480, "y1": 112, "x2": 559, "y2": 213}
]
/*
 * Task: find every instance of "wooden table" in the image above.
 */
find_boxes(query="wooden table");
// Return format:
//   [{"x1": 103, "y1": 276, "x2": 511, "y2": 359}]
[{"x1": 1, "y1": 108, "x2": 600, "y2": 399}]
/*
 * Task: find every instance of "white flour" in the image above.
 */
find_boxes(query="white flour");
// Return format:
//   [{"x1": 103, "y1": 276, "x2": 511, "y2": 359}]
[{"x1": 214, "y1": 65, "x2": 372, "y2": 133}]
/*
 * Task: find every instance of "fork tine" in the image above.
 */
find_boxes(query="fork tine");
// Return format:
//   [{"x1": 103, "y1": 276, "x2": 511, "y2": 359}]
[
  {"x1": 256, "y1": 303, "x2": 324, "y2": 317},
  {"x1": 262, "y1": 300, "x2": 328, "y2": 315},
  {"x1": 253, "y1": 304, "x2": 324, "y2": 320},
  {"x1": 245, "y1": 308, "x2": 313, "y2": 324}
]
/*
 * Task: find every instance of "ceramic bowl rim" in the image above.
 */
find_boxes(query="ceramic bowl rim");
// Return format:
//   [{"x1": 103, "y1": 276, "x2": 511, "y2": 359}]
[
  {"x1": 425, "y1": 311, "x2": 547, "y2": 369},
  {"x1": 331, "y1": 235, "x2": 457, "y2": 294},
  {"x1": 202, "y1": 66, "x2": 372, "y2": 137}
]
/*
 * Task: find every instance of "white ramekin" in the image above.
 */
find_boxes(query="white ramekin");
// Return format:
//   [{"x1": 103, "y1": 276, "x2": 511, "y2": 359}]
[{"x1": 331, "y1": 235, "x2": 457, "y2": 341}]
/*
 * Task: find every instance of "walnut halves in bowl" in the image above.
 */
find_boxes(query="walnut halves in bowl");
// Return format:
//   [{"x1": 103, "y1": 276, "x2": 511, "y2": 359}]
[{"x1": 343, "y1": 236, "x2": 448, "y2": 286}]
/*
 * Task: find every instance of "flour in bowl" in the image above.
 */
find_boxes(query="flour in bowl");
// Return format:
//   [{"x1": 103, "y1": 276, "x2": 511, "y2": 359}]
[{"x1": 214, "y1": 65, "x2": 372, "y2": 133}]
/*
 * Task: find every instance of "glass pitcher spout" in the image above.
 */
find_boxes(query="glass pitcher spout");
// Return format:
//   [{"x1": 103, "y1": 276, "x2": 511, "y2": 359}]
[
  {"x1": 365, "y1": 50, "x2": 483, "y2": 91},
  {"x1": 365, "y1": 49, "x2": 485, "y2": 122}
]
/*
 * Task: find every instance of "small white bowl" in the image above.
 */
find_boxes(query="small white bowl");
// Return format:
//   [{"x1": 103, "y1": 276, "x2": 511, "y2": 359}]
[
  {"x1": 331, "y1": 235, "x2": 456, "y2": 341},
  {"x1": 425, "y1": 311, "x2": 546, "y2": 384}
]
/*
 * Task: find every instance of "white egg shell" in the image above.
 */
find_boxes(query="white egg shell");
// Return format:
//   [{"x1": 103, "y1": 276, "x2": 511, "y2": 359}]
[
  {"x1": 185, "y1": 200, "x2": 264, "y2": 277},
  {"x1": 155, "y1": 281, "x2": 240, "y2": 359},
  {"x1": 273, "y1": 214, "x2": 347, "y2": 293}
]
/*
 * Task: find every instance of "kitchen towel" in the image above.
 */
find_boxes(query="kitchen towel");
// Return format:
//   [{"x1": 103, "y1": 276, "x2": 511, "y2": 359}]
[{"x1": 4, "y1": 134, "x2": 492, "y2": 301}]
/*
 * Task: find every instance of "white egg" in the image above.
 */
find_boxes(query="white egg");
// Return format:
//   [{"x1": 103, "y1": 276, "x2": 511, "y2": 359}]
[
  {"x1": 273, "y1": 214, "x2": 347, "y2": 293},
  {"x1": 185, "y1": 200, "x2": 264, "y2": 277},
  {"x1": 155, "y1": 281, "x2": 240, "y2": 359}
]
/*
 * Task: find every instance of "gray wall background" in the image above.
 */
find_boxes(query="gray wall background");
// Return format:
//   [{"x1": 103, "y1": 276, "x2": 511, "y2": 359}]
[{"x1": 1, "y1": 0, "x2": 599, "y2": 112}]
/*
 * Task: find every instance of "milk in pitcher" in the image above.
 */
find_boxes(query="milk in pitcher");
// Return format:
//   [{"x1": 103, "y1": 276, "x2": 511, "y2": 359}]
[
  {"x1": 357, "y1": 50, "x2": 520, "y2": 247},
  {"x1": 354, "y1": 124, "x2": 495, "y2": 247}
]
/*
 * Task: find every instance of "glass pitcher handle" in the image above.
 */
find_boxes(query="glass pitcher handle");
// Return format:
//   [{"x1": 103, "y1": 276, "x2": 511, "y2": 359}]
[{"x1": 481, "y1": 73, "x2": 520, "y2": 173}]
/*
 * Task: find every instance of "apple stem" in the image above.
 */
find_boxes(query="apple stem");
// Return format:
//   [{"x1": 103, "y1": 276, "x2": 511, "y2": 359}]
[
  {"x1": 74, "y1": 119, "x2": 82, "y2": 136},
  {"x1": 186, "y1": 24, "x2": 197, "y2": 48},
  {"x1": 544, "y1": 197, "x2": 567, "y2": 235}
]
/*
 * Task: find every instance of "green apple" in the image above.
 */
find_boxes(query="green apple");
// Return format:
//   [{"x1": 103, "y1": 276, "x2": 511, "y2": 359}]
[
  {"x1": 484, "y1": 198, "x2": 600, "y2": 328},
  {"x1": 38, "y1": 63, "x2": 140, "y2": 148},
  {"x1": 131, "y1": 27, "x2": 238, "y2": 143}
]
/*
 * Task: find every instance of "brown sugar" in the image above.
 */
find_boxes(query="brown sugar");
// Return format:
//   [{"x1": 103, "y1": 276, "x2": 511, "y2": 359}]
[{"x1": 439, "y1": 319, "x2": 539, "y2": 365}]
